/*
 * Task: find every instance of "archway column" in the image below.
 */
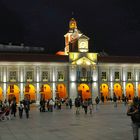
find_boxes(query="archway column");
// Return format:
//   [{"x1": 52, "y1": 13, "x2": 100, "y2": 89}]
[
  {"x1": 135, "y1": 82, "x2": 138, "y2": 97},
  {"x1": 36, "y1": 66, "x2": 40, "y2": 103},
  {"x1": 20, "y1": 67, "x2": 24, "y2": 100},
  {"x1": 110, "y1": 82, "x2": 113, "y2": 98},
  {"x1": 3, "y1": 67, "x2": 7, "y2": 100},
  {"x1": 123, "y1": 82, "x2": 126, "y2": 96}
]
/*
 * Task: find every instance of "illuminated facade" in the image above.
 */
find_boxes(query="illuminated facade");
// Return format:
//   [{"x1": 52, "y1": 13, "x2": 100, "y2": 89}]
[{"x1": 0, "y1": 18, "x2": 140, "y2": 103}]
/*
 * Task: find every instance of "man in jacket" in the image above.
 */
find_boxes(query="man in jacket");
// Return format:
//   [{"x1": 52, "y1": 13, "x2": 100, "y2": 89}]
[{"x1": 127, "y1": 101, "x2": 140, "y2": 140}]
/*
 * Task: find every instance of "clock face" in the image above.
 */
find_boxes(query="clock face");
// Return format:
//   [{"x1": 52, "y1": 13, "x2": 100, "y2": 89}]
[
  {"x1": 79, "y1": 42, "x2": 86, "y2": 48},
  {"x1": 79, "y1": 40, "x2": 88, "y2": 52}
]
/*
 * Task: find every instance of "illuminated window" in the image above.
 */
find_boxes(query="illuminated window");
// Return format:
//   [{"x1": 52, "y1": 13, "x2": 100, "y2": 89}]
[
  {"x1": 127, "y1": 72, "x2": 132, "y2": 80},
  {"x1": 101, "y1": 72, "x2": 107, "y2": 81},
  {"x1": 26, "y1": 71, "x2": 33, "y2": 82},
  {"x1": 9, "y1": 71, "x2": 17, "y2": 82},
  {"x1": 115, "y1": 72, "x2": 120, "y2": 80},
  {"x1": 58, "y1": 71, "x2": 64, "y2": 81},
  {"x1": 42, "y1": 71, "x2": 49, "y2": 81}
]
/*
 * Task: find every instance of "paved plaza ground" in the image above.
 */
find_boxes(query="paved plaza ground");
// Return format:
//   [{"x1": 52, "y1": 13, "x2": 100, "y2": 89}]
[{"x1": 0, "y1": 103, "x2": 134, "y2": 140}]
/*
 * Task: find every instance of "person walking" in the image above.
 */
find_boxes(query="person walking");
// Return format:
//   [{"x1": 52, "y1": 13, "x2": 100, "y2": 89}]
[
  {"x1": 95, "y1": 96, "x2": 100, "y2": 110},
  {"x1": 23, "y1": 98, "x2": 30, "y2": 118},
  {"x1": 11, "y1": 98, "x2": 17, "y2": 117},
  {"x1": 88, "y1": 98, "x2": 93, "y2": 114},
  {"x1": 18, "y1": 101, "x2": 24, "y2": 118},
  {"x1": 83, "y1": 99, "x2": 88, "y2": 114},
  {"x1": 69, "y1": 98, "x2": 72, "y2": 109},
  {"x1": 127, "y1": 100, "x2": 140, "y2": 140},
  {"x1": 75, "y1": 97, "x2": 81, "y2": 114},
  {"x1": 113, "y1": 94, "x2": 117, "y2": 108}
]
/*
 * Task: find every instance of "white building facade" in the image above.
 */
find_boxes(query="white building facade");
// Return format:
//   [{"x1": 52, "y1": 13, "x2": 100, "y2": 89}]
[{"x1": 0, "y1": 18, "x2": 140, "y2": 103}]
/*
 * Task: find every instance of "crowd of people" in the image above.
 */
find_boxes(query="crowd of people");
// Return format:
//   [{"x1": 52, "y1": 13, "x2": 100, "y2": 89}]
[
  {"x1": 0, "y1": 93, "x2": 134, "y2": 122},
  {"x1": 39, "y1": 97, "x2": 73, "y2": 112},
  {"x1": 0, "y1": 97, "x2": 30, "y2": 121}
]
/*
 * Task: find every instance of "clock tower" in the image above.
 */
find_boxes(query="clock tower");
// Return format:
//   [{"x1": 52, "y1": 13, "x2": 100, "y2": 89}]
[
  {"x1": 78, "y1": 35, "x2": 89, "y2": 52},
  {"x1": 64, "y1": 18, "x2": 82, "y2": 55}
]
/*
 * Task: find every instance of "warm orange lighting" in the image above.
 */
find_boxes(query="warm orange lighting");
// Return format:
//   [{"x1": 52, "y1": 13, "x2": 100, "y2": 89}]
[
  {"x1": 126, "y1": 83, "x2": 134, "y2": 99},
  {"x1": 56, "y1": 51, "x2": 66, "y2": 55},
  {"x1": 100, "y1": 84, "x2": 109, "y2": 100},
  {"x1": 113, "y1": 83, "x2": 122, "y2": 98},
  {"x1": 7, "y1": 84, "x2": 20, "y2": 103},
  {"x1": 78, "y1": 84, "x2": 91, "y2": 100},
  {"x1": 57, "y1": 84, "x2": 67, "y2": 99},
  {"x1": 24, "y1": 84, "x2": 36, "y2": 101},
  {"x1": 40, "y1": 84, "x2": 52, "y2": 100}
]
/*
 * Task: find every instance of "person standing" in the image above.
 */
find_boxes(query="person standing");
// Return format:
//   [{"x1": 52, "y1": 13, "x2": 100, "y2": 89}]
[
  {"x1": 18, "y1": 101, "x2": 24, "y2": 118},
  {"x1": 83, "y1": 99, "x2": 88, "y2": 114},
  {"x1": 69, "y1": 98, "x2": 72, "y2": 109},
  {"x1": 11, "y1": 98, "x2": 17, "y2": 117},
  {"x1": 88, "y1": 98, "x2": 93, "y2": 114},
  {"x1": 49, "y1": 98, "x2": 54, "y2": 112},
  {"x1": 23, "y1": 98, "x2": 30, "y2": 118},
  {"x1": 127, "y1": 101, "x2": 140, "y2": 140},
  {"x1": 95, "y1": 96, "x2": 100, "y2": 110},
  {"x1": 75, "y1": 97, "x2": 81, "y2": 114},
  {"x1": 113, "y1": 94, "x2": 117, "y2": 108}
]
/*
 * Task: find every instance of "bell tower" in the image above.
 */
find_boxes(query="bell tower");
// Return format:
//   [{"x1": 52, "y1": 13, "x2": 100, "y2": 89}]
[{"x1": 64, "y1": 18, "x2": 82, "y2": 55}]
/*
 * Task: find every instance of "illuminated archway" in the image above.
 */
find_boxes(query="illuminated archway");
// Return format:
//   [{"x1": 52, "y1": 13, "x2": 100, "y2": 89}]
[
  {"x1": 57, "y1": 84, "x2": 67, "y2": 99},
  {"x1": 40, "y1": 84, "x2": 52, "y2": 100},
  {"x1": 126, "y1": 83, "x2": 134, "y2": 99},
  {"x1": 0, "y1": 87, "x2": 3, "y2": 101},
  {"x1": 100, "y1": 83, "x2": 109, "y2": 100},
  {"x1": 7, "y1": 84, "x2": 20, "y2": 103},
  {"x1": 78, "y1": 83, "x2": 91, "y2": 100},
  {"x1": 113, "y1": 83, "x2": 122, "y2": 99},
  {"x1": 24, "y1": 84, "x2": 36, "y2": 101},
  {"x1": 138, "y1": 84, "x2": 140, "y2": 97}
]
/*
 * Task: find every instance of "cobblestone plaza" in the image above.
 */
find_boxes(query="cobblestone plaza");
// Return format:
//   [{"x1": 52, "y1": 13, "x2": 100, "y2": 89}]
[{"x1": 0, "y1": 103, "x2": 134, "y2": 140}]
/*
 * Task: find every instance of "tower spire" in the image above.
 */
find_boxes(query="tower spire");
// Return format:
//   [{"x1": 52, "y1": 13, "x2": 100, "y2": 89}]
[{"x1": 69, "y1": 16, "x2": 77, "y2": 30}]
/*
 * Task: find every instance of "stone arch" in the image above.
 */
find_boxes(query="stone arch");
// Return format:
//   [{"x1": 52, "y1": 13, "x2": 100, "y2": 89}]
[
  {"x1": 113, "y1": 83, "x2": 122, "y2": 99},
  {"x1": 7, "y1": 84, "x2": 20, "y2": 103},
  {"x1": 126, "y1": 83, "x2": 134, "y2": 100},
  {"x1": 78, "y1": 83, "x2": 91, "y2": 100},
  {"x1": 0, "y1": 87, "x2": 3, "y2": 101},
  {"x1": 138, "y1": 84, "x2": 140, "y2": 97},
  {"x1": 24, "y1": 84, "x2": 36, "y2": 101},
  {"x1": 56, "y1": 84, "x2": 67, "y2": 99},
  {"x1": 40, "y1": 84, "x2": 52, "y2": 100},
  {"x1": 100, "y1": 83, "x2": 109, "y2": 100}
]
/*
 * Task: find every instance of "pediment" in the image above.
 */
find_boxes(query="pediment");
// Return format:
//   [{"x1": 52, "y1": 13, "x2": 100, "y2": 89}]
[
  {"x1": 72, "y1": 56, "x2": 96, "y2": 65},
  {"x1": 79, "y1": 34, "x2": 89, "y2": 40}
]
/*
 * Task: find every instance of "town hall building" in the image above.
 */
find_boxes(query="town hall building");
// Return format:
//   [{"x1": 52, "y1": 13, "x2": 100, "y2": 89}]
[{"x1": 0, "y1": 18, "x2": 140, "y2": 103}]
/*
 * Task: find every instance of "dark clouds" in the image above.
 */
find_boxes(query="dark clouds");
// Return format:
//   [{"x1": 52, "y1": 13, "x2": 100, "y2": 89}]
[{"x1": 0, "y1": 0, "x2": 140, "y2": 55}]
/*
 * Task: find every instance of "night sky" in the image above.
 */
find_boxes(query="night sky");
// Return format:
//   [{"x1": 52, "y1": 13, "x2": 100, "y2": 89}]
[{"x1": 0, "y1": 0, "x2": 140, "y2": 56}]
